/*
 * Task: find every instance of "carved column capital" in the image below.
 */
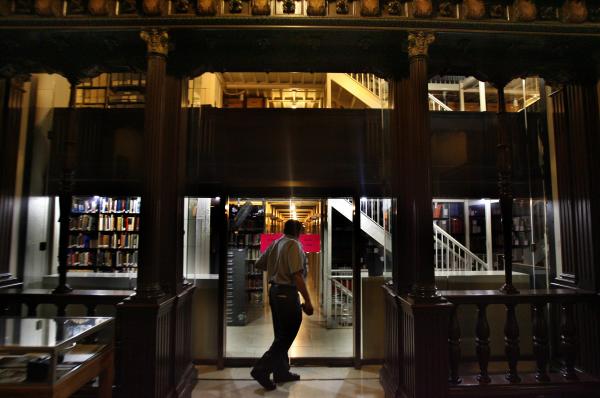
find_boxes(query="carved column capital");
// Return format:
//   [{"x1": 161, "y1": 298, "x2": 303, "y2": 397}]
[
  {"x1": 408, "y1": 31, "x2": 435, "y2": 58},
  {"x1": 141, "y1": 29, "x2": 169, "y2": 57}
]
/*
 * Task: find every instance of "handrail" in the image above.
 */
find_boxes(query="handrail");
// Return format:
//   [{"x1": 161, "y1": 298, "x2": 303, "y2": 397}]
[
  {"x1": 329, "y1": 277, "x2": 353, "y2": 328},
  {"x1": 428, "y1": 93, "x2": 453, "y2": 111},
  {"x1": 347, "y1": 73, "x2": 389, "y2": 103},
  {"x1": 434, "y1": 223, "x2": 488, "y2": 271}
]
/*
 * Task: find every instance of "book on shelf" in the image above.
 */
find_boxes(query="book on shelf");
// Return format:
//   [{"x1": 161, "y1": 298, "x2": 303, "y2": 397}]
[{"x1": 69, "y1": 195, "x2": 141, "y2": 273}]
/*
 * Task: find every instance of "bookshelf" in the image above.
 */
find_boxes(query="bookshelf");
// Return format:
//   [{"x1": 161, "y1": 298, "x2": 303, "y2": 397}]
[
  {"x1": 226, "y1": 201, "x2": 266, "y2": 326},
  {"x1": 68, "y1": 196, "x2": 140, "y2": 273},
  {"x1": 432, "y1": 201, "x2": 465, "y2": 244}
]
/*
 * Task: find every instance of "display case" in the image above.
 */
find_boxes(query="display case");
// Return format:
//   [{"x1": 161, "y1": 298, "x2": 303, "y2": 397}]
[{"x1": 0, "y1": 317, "x2": 114, "y2": 397}]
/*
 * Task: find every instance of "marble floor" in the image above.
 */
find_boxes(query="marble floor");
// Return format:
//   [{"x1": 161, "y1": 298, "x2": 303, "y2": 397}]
[
  {"x1": 193, "y1": 365, "x2": 384, "y2": 397},
  {"x1": 226, "y1": 303, "x2": 353, "y2": 358}
]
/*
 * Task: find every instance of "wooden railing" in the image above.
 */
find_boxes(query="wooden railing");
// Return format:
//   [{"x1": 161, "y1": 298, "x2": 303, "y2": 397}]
[{"x1": 442, "y1": 288, "x2": 600, "y2": 396}]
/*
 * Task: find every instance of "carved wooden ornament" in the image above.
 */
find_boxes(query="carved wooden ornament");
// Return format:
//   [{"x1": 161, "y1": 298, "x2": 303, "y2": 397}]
[
  {"x1": 512, "y1": 0, "x2": 537, "y2": 22},
  {"x1": 252, "y1": 0, "x2": 270, "y2": 15},
  {"x1": 562, "y1": 0, "x2": 588, "y2": 23},
  {"x1": 412, "y1": 0, "x2": 433, "y2": 18},
  {"x1": 408, "y1": 31, "x2": 435, "y2": 58},
  {"x1": 141, "y1": 29, "x2": 169, "y2": 56},
  {"x1": 462, "y1": 0, "x2": 486, "y2": 19},
  {"x1": 88, "y1": 0, "x2": 111, "y2": 15},
  {"x1": 34, "y1": 0, "x2": 61, "y2": 16},
  {"x1": 361, "y1": 0, "x2": 380, "y2": 16},
  {"x1": 142, "y1": 0, "x2": 162, "y2": 15},
  {"x1": 197, "y1": 0, "x2": 217, "y2": 15},
  {"x1": 307, "y1": 0, "x2": 327, "y2": 15}
]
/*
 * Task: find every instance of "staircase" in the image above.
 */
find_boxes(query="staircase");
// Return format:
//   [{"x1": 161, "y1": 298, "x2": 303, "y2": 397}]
[
  {"x1": 328, "y1": 73, "x2": 389, "y2": 108},
  {"x1": 329, "y1": 198, "x2": 486, "y2": 271}
]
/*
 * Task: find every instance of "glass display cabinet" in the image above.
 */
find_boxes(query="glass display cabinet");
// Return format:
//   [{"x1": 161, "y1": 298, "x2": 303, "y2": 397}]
[{"x1": 0, "y1": 317, "x2": 114, "y2": 397}]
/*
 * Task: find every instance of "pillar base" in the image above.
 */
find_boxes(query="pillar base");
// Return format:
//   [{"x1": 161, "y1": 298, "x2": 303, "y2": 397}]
[{"x1": 409, "y1": 282, "x2": 442, "y2": 302}]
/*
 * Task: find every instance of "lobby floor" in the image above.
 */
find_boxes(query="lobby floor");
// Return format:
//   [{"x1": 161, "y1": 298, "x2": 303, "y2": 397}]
[{"x1": 193, "y1": 365, "x2": 384, "y2": 397}]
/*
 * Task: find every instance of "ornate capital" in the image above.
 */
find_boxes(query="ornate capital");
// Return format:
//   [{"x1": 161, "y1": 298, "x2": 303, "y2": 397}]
[
  {"x1": 140, "y1": 29, "x2": 169, "y2": 56},
  {"x1": 408, "y1": 31, "x2": 435, "y2": 58}
]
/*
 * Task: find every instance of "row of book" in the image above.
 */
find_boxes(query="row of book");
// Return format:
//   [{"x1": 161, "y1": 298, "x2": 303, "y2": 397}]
[
  {"x1": 72, "y1": 197, "x2": 98, "y2": 213},
  {"x1": 247, "y1": 261, "x2": 264, "y2": 275},
  {"x1": 98, "y1": 233, "x2": 139, "y2": 249},
  {"x1": 99, "y1": 197, "x2": 140, "y2": 214},
  {"x1": 67, "y1": 252, "x2": 95, "y2": 266},
  {"x1": 69, "y1": 234, "x2": 97, "y2": 249},
  {"x1": 246, "y1": 247, "x2": 261, "y2": 261},
  {"x1": 99, "y1": 215, "x2": 139, "y2": 231},
  {"x1": 69, "y1": 214, "x2": 97, "y2": 231},
  {"x1": 97, "y1": 251, "x2": 139, "y2": 267}
]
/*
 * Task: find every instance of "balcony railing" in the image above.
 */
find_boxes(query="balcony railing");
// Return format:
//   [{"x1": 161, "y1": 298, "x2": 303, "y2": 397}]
[{"x1": 443, "y1": 288, "x2": 599, "y2": 394}]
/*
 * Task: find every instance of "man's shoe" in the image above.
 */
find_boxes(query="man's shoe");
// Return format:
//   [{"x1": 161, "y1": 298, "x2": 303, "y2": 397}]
[
  {"x1": 274, "y1": 372, "x2": 301, "y2": 383},
  {"x1": 251, "y1": 368, "x2": 276, "y2": 391}
]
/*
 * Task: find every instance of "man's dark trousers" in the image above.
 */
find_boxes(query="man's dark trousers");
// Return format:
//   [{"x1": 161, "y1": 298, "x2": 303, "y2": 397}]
[{"x1": 253, "y1": 283, "x2": 302, "y2": 377}]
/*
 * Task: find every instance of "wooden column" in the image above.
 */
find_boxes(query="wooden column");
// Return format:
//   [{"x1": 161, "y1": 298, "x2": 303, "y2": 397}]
[
  {"x1": 117, "y1": 29, "x2": 196, "y2": 398},
  {"x1": 136, "y1": 28, "x2": 169, "y2": 299},
  {"x1": 407, "y1": 31, "x2": 438, "y2": 300},
  {"x1": 381, "y1": 32, "x2": 453, "y2": 398},
  {"x1": 0, "y1": 77, "x2": 26, "y2": 288},
  {"x1": 495, "y1": 83, "x2": 518, "y2": 294},
  {"x1": 159, "y1": 74, "x2": 188, "y2": 295},
  {"x1": 390, "y1": 76, "x2": 415, "y2": 294}
]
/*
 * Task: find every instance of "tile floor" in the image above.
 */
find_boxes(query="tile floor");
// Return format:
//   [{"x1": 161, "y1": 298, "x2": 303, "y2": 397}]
[
  {"x1": 193, "y1": 365, "x2": 384, "y2": 397},
  {"x1": 226, "y1": 303, "x2": 353, "y2": 358}
]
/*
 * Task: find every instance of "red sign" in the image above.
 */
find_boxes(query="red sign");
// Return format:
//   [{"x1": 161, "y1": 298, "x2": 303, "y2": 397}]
[
  {"x1": 260, "y1": 234, "x2": 321, "y2": 253},
  {"x1": 300, "y1": 234, "x2": 321, "y2": 253}
]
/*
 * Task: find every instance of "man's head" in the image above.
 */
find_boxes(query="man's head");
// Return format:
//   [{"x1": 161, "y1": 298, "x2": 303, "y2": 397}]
[{"x1": 283, "y1": 219, "x2": 304, "y2": 238}]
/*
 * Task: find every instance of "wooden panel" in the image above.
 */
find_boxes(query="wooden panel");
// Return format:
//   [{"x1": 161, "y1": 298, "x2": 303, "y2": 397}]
[
  {"x1": 116, "y1": 296, "x2": 176, "y2": 397},
  {"x1": 173, "y1": 285, "x2": 195, "y2": 397},
  {"x1": 551, "y1": 82, "x2": 600, "y2": 377},
  {"x1": 49, "y1": 108, "x2": 537, "y2": 198},
  {"x1": 380, "y1": 284, "x2": 401, "y2": 396}
]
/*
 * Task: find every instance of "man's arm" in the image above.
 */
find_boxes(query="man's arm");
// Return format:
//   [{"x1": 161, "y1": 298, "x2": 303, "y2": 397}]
[{"x1": 293, "y1": 272, "x2": 313, "y2": 316}]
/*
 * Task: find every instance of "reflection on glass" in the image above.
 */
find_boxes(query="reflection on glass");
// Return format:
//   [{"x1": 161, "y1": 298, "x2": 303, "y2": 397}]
[{"x1": 0, "y1": 318, "x2": 110, "y2": 349}]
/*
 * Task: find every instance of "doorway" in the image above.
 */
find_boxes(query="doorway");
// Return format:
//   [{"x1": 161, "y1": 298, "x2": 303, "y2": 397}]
[{"x1": 223, "y1": 197, "x2": 354, "y2": 362}]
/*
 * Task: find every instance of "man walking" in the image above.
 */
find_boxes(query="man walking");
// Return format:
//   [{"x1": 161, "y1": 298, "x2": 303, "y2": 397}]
[{"x1": 251, "y1": 219, "x2": 314, "y2": 390}]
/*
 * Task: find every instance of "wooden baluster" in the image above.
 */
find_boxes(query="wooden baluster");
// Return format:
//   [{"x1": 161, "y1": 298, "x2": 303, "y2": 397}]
[
  {"x1": 504, "y1": 303, "x2": 521, "y2": 382},
  {"x1": 448, "y1": 305, "x2": 461, "y2": 384},
  {"x1": 475, "y1": 303, "x2": 491, "y2": 384},
  {"x1": 27, "y1": 302, "x2": 37, "y2": 317},
  {"x1": 56, "y1": 303, "x2": 67, "y2": 317},
  {"x1": 86, "y1": 304, "x2": 97, "y2": 317},
  {"x1": 532, "y1": 303, "x2": 550, "y2": 382},
  {"x1": 560, "y1": 302, "x2": 578, "y2": 380}
]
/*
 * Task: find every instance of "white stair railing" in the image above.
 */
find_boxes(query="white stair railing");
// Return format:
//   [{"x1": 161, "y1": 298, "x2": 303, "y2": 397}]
[
  {"x1": 429, "y1": 93, "x2": 453, "y2": 111},
  {"x1": 347, "y1": 73, "x2": 389, "y2": 103},
  {"x1": 329, "y1": 274, "x2": 353, "y2": 328},
  {"x1": 434, "y1": 223, "x2": 488, "y2": 271}
]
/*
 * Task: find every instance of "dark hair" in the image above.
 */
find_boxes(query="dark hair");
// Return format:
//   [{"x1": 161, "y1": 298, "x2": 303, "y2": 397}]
[{"x1": 283, "y1": 220, "x2": 304, "y2": 237}]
